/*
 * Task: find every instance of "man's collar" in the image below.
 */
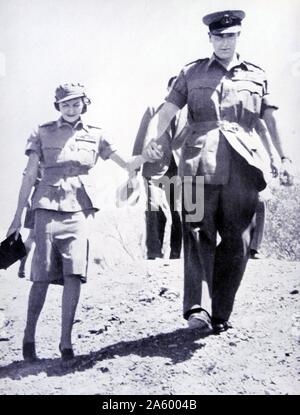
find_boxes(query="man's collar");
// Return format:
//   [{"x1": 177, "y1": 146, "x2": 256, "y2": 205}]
[
  {"x1": 206, "y1": 53, "x2": 248, "y2": 71},
  {"x1": 57, "y1": 117, "x2": 88, "y2": 131}
]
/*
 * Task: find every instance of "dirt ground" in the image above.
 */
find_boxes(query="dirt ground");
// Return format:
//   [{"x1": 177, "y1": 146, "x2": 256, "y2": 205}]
[{"x1": 0, "y1": 251, "x2": 299, "y2": 395}]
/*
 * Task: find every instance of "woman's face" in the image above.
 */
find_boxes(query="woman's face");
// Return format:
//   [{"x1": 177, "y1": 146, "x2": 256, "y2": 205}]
[{"x1": 59, "y1": 98, "x2": 84, "y2": 122}]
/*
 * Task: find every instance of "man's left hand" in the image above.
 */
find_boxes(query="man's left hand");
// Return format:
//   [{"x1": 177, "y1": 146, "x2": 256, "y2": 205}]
[
  {"x1": 270, "y1": 160, "x2": 279, "y2": 178},
  {"x1": 279, "y1": 159, "x2": 294, "y2": 186},
  {"x1": 142, "y1": 140, "x2": 163, "y2": 162}
]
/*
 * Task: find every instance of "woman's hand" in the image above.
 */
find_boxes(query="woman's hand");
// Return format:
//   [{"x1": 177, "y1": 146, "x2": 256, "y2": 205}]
[
  {"x1": 126, "y1": 155, "x2": 145, "y2": 173},
  {"x1": 6, "y1": 216, "x2": 22, "y2": 239}
]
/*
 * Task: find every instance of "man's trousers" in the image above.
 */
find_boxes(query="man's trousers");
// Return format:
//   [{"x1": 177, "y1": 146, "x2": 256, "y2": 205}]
[{"x1": 182, "y1": 150, "x2": 260, "y2": 321}]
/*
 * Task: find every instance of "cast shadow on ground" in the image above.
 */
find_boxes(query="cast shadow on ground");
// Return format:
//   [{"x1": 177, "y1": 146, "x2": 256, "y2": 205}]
[{"x1": 0, "y1": 327, "x2": 212, "y2": 380}]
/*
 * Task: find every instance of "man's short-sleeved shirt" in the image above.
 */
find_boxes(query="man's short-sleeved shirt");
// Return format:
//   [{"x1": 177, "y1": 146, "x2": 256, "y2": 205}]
[
  {"x1": 25, "y1": 117, "x2": 116, "y2": 211},
  {"x1": 166, "y1": 54, "x2": 277, "y2": 127},
  {"x1": 165, "y1": 54, "x2": 277, "y2": 186}
]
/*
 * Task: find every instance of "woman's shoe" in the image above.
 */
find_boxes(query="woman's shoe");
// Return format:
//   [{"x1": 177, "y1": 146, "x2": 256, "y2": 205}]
[
  {"x1": 22, "y1": 342, "x2": 37, "y2": 362},
  {"x1": 59, "y1": 344, "x2": 75, "y2": 361}
]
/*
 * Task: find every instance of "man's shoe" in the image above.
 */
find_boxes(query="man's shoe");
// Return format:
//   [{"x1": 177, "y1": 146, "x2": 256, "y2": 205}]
[
  {"x1": 212, "y1": 319, "x2": 232, "y2": 333},
  {"x1": 187, "y1": 310, "x2": 212, "y2": 331},
  {"x1": 22, "y1": 342, "x2": 37, "y2": 362}
]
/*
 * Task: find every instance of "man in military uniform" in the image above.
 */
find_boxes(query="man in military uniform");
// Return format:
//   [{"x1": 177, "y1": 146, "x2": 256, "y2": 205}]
[{"x1": 143, "y1": 10, "x2": 293, "y2": 332}]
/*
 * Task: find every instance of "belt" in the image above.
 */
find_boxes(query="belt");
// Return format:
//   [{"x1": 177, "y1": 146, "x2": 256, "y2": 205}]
[
  {"x1": 41, "y1": 165, "x2": 89, "y2": 186},
  {"x1": 188, "y1": 120, "x2": 251, "y2": 134}
]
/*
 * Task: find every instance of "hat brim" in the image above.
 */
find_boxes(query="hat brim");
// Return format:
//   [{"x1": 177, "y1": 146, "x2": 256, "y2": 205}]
[
  {"x1": 210, "y1": 25, "x2": 241, "y2": 34},
  {"x1": 56, "y1": 93, "x2": 86, "y2": 104}
]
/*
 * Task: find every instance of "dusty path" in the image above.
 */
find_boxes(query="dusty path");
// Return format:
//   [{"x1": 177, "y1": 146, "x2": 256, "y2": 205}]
[{"x1": 0, "y1": 256, "x2": 299, "y2": 395}]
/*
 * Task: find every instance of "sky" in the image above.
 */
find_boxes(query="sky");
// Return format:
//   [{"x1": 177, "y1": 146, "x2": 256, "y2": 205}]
[{"x1": 0, "y1": 0, "x2": 299, "y2": 230}]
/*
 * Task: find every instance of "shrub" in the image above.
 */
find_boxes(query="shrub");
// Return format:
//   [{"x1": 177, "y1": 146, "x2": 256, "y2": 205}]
[{"x1": 262, "y1": 182, "x2": 300, "y2": 261}]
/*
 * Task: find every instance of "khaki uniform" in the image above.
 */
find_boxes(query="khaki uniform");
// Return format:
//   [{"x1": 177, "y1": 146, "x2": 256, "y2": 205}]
[
  {"x1": 26, "y1": 117, "x2": 116, "y2": 211},
  {"x1": 25, "y1": 117, "x2": 115, "y2": 284},
  {"x1": 166, "y1": 54, "x2": 277, "y2": 321}
]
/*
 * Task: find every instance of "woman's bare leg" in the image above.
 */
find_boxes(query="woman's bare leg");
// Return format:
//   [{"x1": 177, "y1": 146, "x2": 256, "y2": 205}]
[
  {"x1": 23, "y1": 281, "x2": 49, "y2": 343},
  {"x1": 60, "y1": 275, "x2": 81, "y2": 349}
]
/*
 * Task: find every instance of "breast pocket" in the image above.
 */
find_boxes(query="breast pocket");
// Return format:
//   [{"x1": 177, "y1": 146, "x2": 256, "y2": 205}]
[
  {"x1": 234, "y1": 80, "x2": 263, "y2": 114},
  {"x1": 189, "y1": 86, "x2": 216, "y2": 113},
  {"x1": 42, "y1": 146, "x2": 64, "y2": 166},
  {"x1": 75, "y1": 138, "x2": 97, "y2": 167},
  {"x1": 188, "y1": 78, "x2": 220, "y2": 115}
]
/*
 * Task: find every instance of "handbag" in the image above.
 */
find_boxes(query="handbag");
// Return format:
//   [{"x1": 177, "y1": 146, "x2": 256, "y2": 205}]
[{"x1": 0, "y1": 232, "x2": 27, "y2": 270}]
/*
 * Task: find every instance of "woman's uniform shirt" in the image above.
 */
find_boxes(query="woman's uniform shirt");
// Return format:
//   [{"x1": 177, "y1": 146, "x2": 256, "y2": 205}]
[{"x1": 25, "y1": 117, "x2": 116, "y2": 212}]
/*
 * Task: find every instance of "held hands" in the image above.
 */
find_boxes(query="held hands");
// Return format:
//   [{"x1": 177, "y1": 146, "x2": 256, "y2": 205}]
[
  {"x1": 126, "y1": 155, "x2": 145, "y2": 174},
  {"x1": 279, "y1": 158, "x2": 294, "y2": 186},
  {"x1": 126, "y1": 140, "x2": 164, "y2": 174},
  {"x1": 142, "y1": 140, "x2": 163, "y2": 163}
]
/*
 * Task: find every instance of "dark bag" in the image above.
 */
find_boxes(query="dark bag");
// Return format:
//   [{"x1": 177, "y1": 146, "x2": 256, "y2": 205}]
[{"x1": 0, "y1": 232, "x2": 27, "y2": 270}]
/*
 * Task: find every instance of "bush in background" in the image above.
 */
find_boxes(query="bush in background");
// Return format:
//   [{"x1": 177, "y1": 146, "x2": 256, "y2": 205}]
[{"x1": 262, "y1": 182, "x2": 300, "y2": 261}]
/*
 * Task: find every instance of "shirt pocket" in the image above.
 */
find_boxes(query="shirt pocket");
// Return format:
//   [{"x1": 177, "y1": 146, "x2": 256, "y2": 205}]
[
  {"x1": 234, "y1": 79, "x2": 264, "y2": 115},
  {"x1": 75, "y1": 138, "x2": 97, "y2": 167},
  {"x1": 42, "y1": 145, "x2": 64, "y2": 166},
  {"x1": 188, "y1": 79, "x2": 219, "y2": 115}
]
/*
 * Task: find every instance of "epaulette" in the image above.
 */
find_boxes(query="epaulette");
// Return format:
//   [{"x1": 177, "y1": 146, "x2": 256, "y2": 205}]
[
  {"x1": 244, "y1": 61, "x2": 265, "y2": 73},
  {"x1": 185, "y1": 58, "x2": 209, "y2": 68},
  {"x1": 39, "y1": 121, "x2": 57, "y2": 128}
]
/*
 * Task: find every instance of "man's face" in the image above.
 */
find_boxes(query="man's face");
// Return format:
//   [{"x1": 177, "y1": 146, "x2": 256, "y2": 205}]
[
  {"x1": 209, "y1": 32, "x2": 240, "y2": 61},
  {"x1": 58, "y1": 97, "x2": 84, "y2": 122}
]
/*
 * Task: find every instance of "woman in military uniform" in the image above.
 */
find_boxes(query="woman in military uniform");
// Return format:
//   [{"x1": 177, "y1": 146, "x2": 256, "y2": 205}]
[{"x1": 7, "y1": 83, "x2": 147, "y2": 362}]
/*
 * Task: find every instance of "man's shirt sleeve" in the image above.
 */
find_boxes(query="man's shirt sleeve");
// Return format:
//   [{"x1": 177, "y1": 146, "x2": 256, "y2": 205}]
[{"x1": 260, "y1": 75, "x2": 279, "y2": 117}]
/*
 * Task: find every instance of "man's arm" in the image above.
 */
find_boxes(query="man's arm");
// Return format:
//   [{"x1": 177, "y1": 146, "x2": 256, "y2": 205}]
[
  {"x1": 146, "y1": 102, "x2": 180, "y2": 143},
  {"x1": 262, "y1": 108, "x2": 293, "y2": 185},
  {"x1": 143, "y1": 102, "x2": 180, "y2": 160},
  {"x1": 255, "y1": 118, "x2": 278, "y2": 177},
  {"x1": 110, "y1": 102, "x2": 180, "y2": 172}
]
